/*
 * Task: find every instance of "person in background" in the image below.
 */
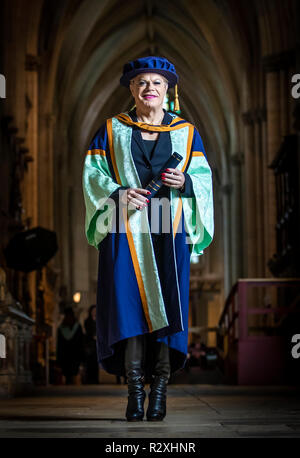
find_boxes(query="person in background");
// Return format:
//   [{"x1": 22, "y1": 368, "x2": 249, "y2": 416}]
[
  {"x1": 84, "y1": 305, "x2": 100, "y2": 384},
  {"x1": 56, "y1": 306, "x2": 85, "y2": 385}
]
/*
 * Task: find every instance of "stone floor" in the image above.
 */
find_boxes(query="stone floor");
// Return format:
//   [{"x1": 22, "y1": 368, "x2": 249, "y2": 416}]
[{"x1": 0, "y1": 383, "x2": 300, "y2": 438}]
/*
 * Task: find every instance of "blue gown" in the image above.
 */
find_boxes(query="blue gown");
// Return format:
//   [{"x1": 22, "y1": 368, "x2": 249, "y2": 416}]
[{"x1": 95, "y1": 109, "x2": 195, "y2": 376}]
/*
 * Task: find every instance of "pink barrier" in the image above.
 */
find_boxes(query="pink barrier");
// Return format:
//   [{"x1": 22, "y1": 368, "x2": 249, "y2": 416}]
[{"x1": 217, "y1": 278, "x2": 300, "y2": 385}]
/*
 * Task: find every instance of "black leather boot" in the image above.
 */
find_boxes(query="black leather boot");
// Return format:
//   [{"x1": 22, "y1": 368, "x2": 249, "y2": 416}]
[
  {"x1": 146, "y1": 341, "x2": 170, "y2": 421},
  {"x1": 124, "y1": 335, "x2": 146, "y2": 421},
  {"x1": 146, "y1": 375, "x2": 169, "y2": 421}
]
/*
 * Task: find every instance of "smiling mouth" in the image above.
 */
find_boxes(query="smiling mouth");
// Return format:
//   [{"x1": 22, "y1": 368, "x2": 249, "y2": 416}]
[{"x1": 143, "y1": 95, "x2": 157, "y2": 99}]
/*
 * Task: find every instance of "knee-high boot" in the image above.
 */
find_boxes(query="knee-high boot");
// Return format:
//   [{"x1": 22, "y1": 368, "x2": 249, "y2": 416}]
[
  {"x1": 124, "y1": 334, "x2": 146, "y2": 421},
  {"x1": 146, "y1": 341, "x2": 170, "y2": 421}
]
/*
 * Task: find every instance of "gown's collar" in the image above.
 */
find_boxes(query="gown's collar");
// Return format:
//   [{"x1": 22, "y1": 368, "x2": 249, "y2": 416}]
[
  {"x1": 114, "y1": 108, "x2": 190, "y2": 132},
  {"x1": 128, "y1": 108, "x2": 173, "y2": 125}
]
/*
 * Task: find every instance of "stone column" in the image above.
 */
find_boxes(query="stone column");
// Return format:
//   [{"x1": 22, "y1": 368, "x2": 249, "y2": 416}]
[
  {"x1": 221, "y1": 182, "x2": 232, "y2": 297},
  {"x1": 72, "y1": 181, "x2": 91, "y2": 314},
  {"x1": 55, "y1": 129, "x2": 72, "y2": 292},
  {"x1": 230, "y1": 153, "x2": 244, "y2": 281},
  {"x1": 25, "y1": 54, "x2": 40, "y2": 324},
  {"x1": 265, "y1": 71, "x2": 281, "y2": 276},
  {"x1": 242, "y1": 112, "x2": 256, "y2": 277},
  {"x1": 280, "y1": 69, "x2": 288, "y2": 136},
  {"x1": 253, "y1": 108, "x2": 267, "y2": 277}
]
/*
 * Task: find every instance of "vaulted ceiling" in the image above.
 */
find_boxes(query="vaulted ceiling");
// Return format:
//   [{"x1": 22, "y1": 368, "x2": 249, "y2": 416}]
[
  {"x1": 38, "y1": 0, "x2": 251, "y2": 176},
  {"x1": 4, "y1": 0, "x2": 296, "y2": 178}
]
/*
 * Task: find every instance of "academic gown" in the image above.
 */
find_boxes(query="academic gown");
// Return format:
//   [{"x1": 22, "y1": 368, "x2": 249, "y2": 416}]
[
  {"x1": 96, "y1": 110, "x2": 193, "y2": 376},
  {"x1": 82, "y1": 109, "x2": 214, "y2": 377}
]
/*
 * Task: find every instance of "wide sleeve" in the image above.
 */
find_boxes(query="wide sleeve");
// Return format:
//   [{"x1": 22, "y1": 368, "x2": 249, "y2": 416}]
[
  {"x1": 82, "y1": 122, "x2": 128, "y2": 249},
  {"x1": 179, "y1": 171, "x2": 194, "y2": 197},
  {"x1": 181, "y1": 127, "x2": 214, "y2": 256}
]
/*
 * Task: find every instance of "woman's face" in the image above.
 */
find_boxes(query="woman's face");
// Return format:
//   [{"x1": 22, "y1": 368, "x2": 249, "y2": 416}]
[{"x1": 130, "y1": 72, "x2": 168, "y2": 111}]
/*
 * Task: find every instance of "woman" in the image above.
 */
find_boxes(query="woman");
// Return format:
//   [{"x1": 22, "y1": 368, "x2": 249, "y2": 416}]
[
  {"x1": 82, "y1": 56, "x2": 214, "y2": 421},
  {"x1": 56, "y1": 307, "x2": 85, "y2": 385},
  {"x1": 84, "y1": 305, "x2": 99, "y2": 384}
]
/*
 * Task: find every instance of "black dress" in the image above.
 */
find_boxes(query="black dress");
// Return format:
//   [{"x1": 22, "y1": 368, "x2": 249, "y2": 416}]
[
  {"x1": 84, "y1": 317, "x2": 99, "y2": 384},
  {"x1": 56, "y1": 322, "x2": 85, "y2": 383}
]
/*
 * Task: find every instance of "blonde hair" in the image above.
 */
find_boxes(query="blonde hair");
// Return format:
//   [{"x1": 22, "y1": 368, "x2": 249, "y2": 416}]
[{"x1": 130, "y1": 74, "x2": 168, "y2": 87}]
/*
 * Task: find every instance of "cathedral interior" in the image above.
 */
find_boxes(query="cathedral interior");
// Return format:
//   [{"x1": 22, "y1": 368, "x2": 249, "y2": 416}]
[{"x1": 0, "y1": 0, "x2": 300, "y2": 418}]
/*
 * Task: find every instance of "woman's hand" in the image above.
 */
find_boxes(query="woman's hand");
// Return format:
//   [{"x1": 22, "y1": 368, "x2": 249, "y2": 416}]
[
  {"x1": 161, "y1": 168, "x2": 185, "y2": 190},
  {"x1": 121, "y1": 188, "x2": 150, "y2": 210}
]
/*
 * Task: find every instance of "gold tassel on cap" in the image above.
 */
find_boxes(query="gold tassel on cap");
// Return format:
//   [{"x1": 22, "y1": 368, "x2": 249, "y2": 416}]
[{"x1": 174, "y1": 84, "x2": 180, "y2": 112}]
